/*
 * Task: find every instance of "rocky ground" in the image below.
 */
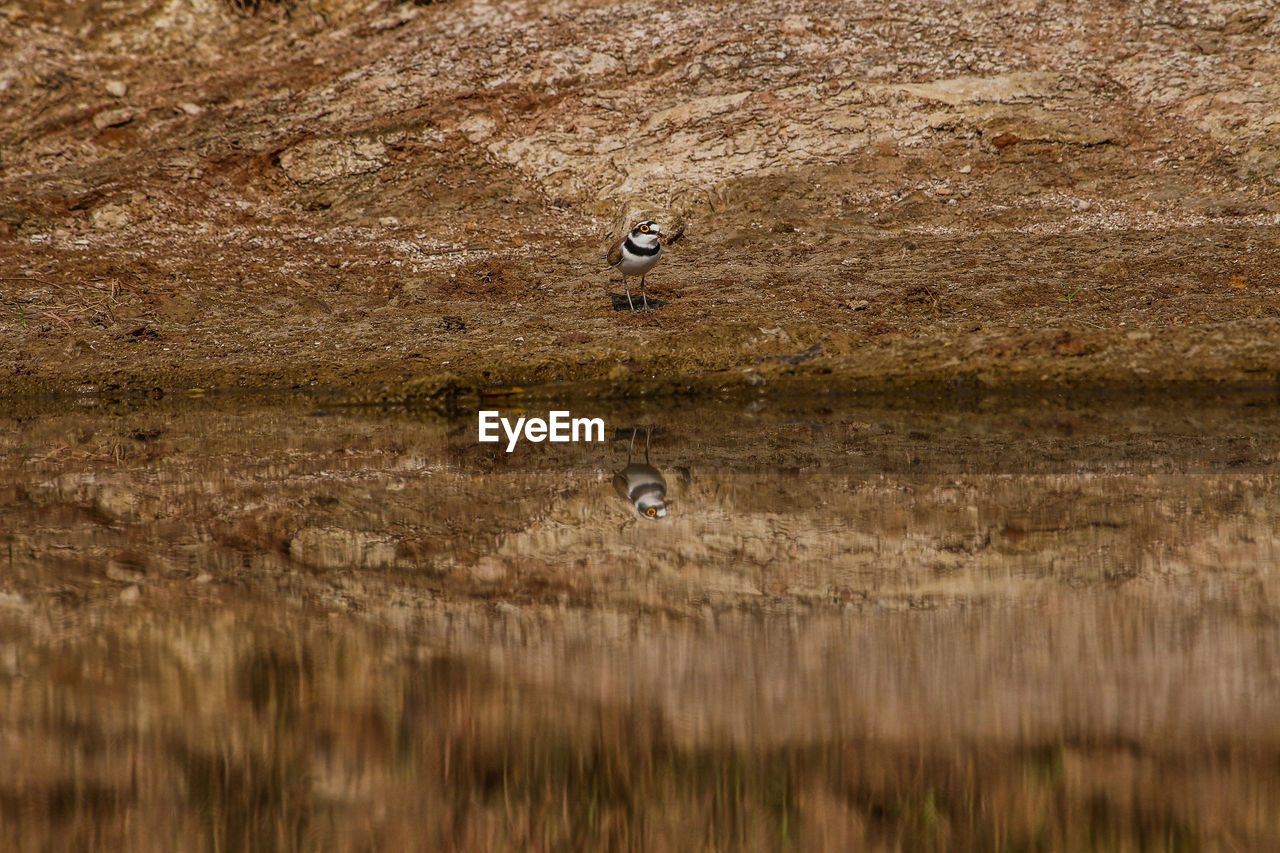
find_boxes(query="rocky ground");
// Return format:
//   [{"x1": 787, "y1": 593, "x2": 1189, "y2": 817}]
[{"x1": 2, "y1": 0, "x2": 1279, "y2": 401}]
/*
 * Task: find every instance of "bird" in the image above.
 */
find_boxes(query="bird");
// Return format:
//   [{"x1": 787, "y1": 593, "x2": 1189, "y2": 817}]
[
  {"x1": 612, "y1": 427, "x2": 667, "y2": 519},
  {"x1": 605, "y1": 220, "x2": 663, "y2": 311}
]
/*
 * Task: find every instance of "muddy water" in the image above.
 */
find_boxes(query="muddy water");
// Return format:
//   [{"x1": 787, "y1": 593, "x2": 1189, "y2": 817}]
[{"x1": 3, "y1": 392, "x2": 1280, "y2": 850}]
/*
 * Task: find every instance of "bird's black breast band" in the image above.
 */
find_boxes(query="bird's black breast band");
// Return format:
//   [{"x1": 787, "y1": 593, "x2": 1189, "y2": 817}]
[{"x1": 623, "y1": 237, "x2": 661, "y2": 257}]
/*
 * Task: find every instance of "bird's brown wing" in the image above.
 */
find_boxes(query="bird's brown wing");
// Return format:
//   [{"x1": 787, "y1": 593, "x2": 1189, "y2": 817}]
[{"x1": 605, "y1": 236, "x2": 625, "y2": 268}]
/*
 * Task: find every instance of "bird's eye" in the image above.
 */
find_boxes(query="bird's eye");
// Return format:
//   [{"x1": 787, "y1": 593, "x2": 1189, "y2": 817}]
[
  {"x1": 639, "y1": 224, "x2": 650, "y2": 233},
  {"x1": 646, "y1": 507, "x2": 656, "y2": 516}
]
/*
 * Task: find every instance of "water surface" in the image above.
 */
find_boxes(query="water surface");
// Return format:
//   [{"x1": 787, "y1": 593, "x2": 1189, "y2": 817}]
[{"x1": 3, "y1": 393, "x2": 1279, "y2": 849}]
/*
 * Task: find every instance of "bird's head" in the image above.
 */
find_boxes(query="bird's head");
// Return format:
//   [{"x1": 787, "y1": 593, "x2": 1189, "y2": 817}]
[
  {"x1": 630, "y1": 220, "x2": 662, "y2": 245},
  {"x1": 636, "y1": 493, "x2": 667, "y2": 520}
]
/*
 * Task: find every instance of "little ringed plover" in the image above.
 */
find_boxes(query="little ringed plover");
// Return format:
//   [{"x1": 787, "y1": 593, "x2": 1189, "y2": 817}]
[
  {"x1": 612, "y1": 427, "x2": 667, "y2": 518},
  {"x1": 606, "y1": 220, "x2": 663, "y2": 311}
]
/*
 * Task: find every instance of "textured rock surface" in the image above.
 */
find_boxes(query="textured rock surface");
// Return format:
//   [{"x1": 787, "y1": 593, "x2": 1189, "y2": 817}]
[{"x1": 1, "y1": 0, "x2": 1278, "y2": 398}]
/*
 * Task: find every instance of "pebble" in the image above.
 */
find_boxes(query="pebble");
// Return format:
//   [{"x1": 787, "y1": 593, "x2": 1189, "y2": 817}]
[{"x1": 93, "y1": 107, "x2": 135, "y2": 130}]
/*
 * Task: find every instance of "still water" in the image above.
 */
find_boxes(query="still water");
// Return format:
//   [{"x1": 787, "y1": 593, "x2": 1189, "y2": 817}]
[{"x1": 2, "y1": 391, "x2": 1280, "y2": 850}]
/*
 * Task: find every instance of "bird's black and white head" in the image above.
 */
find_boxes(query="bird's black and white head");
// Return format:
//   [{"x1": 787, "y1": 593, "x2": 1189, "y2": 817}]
[
  {"x1": 635, "y1": 490, "x2": 667, "y2": 520},
  {"x1": 628, "y1": 220, "x2": 662, "y2": 249}
]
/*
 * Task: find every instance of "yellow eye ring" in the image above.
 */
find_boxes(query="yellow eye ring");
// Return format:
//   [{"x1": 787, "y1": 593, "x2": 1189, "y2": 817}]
[
  {"x1": 646, "y1": 507, "x2": 656, "y2": 516},
  {"x1": 639, "y1": 224, "x2": 650, "y2": 233}
]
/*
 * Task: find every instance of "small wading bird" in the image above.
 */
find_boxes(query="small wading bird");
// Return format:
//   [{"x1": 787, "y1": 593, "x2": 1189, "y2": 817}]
[
  {"x1": 613, "y1": 427, "x2": 667, "y2": 519},
  {"x1": 606, "y1": 220, "x2": 663, "y2": 311}
]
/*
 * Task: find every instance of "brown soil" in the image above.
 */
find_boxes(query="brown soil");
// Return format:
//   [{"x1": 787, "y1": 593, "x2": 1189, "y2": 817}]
[{"x1": 3, "y1": 0, "x2": 1279, "y2": 401}]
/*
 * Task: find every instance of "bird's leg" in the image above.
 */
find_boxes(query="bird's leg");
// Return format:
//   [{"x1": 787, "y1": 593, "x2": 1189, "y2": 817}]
[
  {"x1": 643, "y1": 426, "x2": 652, "y2": 464},
  {"x1": 627, "y1": 428, "x2": 637, "y2": 464},
  {"x1": 640, "y1": 275, "x2": 650, "y2": 311},
  {"x1": 624, "y1": 276, "x2": 635, "y2": 311}
]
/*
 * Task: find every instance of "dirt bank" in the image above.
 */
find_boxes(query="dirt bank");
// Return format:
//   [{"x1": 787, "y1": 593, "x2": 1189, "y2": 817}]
[{"x1": 2, "y1": 0, "x2": 1279, "y2": 400}]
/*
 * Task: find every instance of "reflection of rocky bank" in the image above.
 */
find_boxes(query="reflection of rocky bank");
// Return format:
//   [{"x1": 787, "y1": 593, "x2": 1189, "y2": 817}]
[
  {"x1": 6, "y1": 397, "x2": 1280, "y2": 614},
  {"x1": 481, "y1": 471, "x2": 1280, "y2": 608},
  {"x1": 6, "y1": 395, "x2": 1280, "y2": 848}
]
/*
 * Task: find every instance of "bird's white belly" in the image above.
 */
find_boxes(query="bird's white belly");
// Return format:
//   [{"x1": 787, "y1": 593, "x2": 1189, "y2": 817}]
[{"x1": 617, "y1": 247, "x2": 661, "y2": 276}]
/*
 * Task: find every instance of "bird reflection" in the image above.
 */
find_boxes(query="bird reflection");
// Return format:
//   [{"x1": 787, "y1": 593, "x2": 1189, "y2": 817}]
[{"x1": 613, "y1": 427, "x2": 667, "y2": 519}]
